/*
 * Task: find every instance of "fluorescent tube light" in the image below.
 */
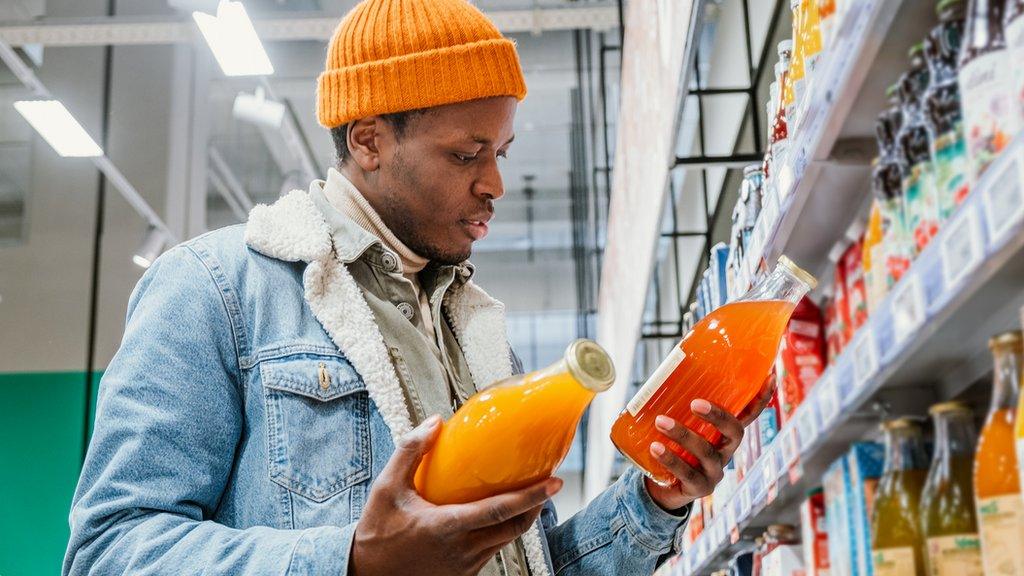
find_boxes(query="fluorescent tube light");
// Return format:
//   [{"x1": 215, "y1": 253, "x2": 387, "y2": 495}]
[
  {"x1": 133, "y1": 226, "x2": 166, "y2": 269},
  {"x1": 193, "y1": 1, "x2": 274, "y2": 77},
  {"x1": 14, "y1": 100, "x2": 103, "y2": 158},
  {"x1": 232, "y1": 87, "x2": 285, "y2": 128}
]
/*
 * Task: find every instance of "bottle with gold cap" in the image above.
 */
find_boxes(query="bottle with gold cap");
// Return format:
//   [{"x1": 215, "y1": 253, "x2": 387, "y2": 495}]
[
  {"x1": 921, "y1": 401, "x2": 982, "y2": 576},
  {"x1": 974, "y1": 331, "x2": 1024, "y2": 576},
  {"x1": 611, "y1": 256, "x2": 817, "y2": 485},
  {"x1": 415, "y1": 339, "x2": 615, "y2": 505},
  {"x1": 872, "y1": 418, "x2": 929, "y2": 576}
]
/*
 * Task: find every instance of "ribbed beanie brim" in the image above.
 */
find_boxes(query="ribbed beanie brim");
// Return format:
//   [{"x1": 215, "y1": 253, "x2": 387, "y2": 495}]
[{"x1": 316, "y1": 0, "x2": 528, "y2": 128}]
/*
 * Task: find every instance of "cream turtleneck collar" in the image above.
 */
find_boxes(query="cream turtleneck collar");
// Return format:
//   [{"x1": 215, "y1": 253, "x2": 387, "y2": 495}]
[{"x1": 321, "y1": 168, "x2": 429, "y2": 275}]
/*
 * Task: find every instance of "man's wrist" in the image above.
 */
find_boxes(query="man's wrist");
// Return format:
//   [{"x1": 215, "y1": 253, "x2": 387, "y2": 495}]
[{"x1": 643, "y1": 476, "x2": 694, "y2": 517}]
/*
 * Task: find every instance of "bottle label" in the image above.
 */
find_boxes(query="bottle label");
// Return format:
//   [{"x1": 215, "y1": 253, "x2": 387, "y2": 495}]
[
  {"x1": 931, "y1": 127, "x2": 971, "y2": 222},
  {"x1": 958, "y1": 50, "x2": 1019, "y2": 183},
  {"x1": 903, "y1": 162, "x2": 940, "y2": 255},
  {"x1": 1019, "y1": 439, "x2": 1024, "y2": 496},
  {"x1": 976, "y1": 494, "x2": 1024, "y2": 575},
  {"x1": 1007, "y1": 17, "x2": 1024, "y2": 128},
  {"x1": 626, "y1": 346, "x2": 685, "y2": 416},
  {"x1": 925, "y1": 534, "x2": 982, "y2": 576},
  {"x1": 872, "y1": 546, "x2": 918, "y2": 575}
]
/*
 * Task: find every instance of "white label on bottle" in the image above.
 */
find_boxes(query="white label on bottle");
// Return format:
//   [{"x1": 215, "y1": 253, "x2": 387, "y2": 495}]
[
  {"x1": 959, "y1": 50, "x2": 1019, "y2": 184},
  {"x1": 940, "y1": 206, "x2": 984, "y2": 290},
  {"x1": 981, "y1": 154, "x2": 1024, "y2": 244},
  {"x1": 891, "y1": 274, "x2": 925, "y2": 346},
  {"x1": 626, "y1": 346, "x2": 685, "y2": 416}
]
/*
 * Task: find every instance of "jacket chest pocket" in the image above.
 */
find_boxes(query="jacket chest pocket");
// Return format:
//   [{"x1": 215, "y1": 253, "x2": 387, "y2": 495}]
[{"x1": 261, "y1": 354, "x2": 371, "y2": 502}]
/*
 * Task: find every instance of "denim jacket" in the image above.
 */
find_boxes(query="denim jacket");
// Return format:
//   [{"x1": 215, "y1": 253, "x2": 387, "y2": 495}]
[{"x1": 63, "y1": 185, "x2": 688, "y2": 575}]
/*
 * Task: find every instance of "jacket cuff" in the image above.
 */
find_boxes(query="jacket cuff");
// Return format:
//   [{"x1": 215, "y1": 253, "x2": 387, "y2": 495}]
[
  {"x1": 286, "y1": 523, "x2": 357, "y2": 576},
  {"x1": 616, "y1": 467, "x2": 691, "y2": 553}
]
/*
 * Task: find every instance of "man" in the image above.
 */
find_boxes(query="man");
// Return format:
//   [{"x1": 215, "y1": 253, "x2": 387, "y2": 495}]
[{"x1": 64, "y1": 0, "x2": 771, "y2": 574}]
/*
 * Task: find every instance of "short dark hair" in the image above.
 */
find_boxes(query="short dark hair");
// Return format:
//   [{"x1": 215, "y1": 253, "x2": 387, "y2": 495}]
[{"x1": 331, "y1": 110, "x2": 426, "y2": 167}]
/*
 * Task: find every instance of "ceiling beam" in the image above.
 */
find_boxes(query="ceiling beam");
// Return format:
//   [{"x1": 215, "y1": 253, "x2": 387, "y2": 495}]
[{"x1": 0, "y1": 6, "x2": 619, "y2": 47}]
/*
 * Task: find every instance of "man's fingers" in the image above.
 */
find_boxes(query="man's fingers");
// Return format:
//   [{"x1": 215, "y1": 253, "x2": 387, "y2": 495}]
[
  {"x1": 384, "y1": 415, "x2": 443, "y2": 486},
  {"x1": 467, "y1": 505, "x2": 544, "y2": 552},
  {"x1": 691, "y1": 400, "x2": 745, "y2": 462},
  {"x1": 654, "y1": 415, "x2": 722, "y2": 479},
  {"x1": 446, "y1": 477, "x2": 561, "y2": 530},
  {"x1": 649, "y1": 441, "x2": 712, "y2": 492},
  {"x1": 738, "y1": 371, "x2": 777, "y2": 425}
]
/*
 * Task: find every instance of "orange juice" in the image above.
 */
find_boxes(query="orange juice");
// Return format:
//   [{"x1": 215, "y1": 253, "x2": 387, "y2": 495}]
[
  {"x1": 415, "y1": 339, "x2": 614, "y2": 504},
  {"x1": 973, "y1": 331, "x2": 1024, "y2": 575},
  {"x1": 611, "y1": 257, "x2": 816, "y2": 485}
]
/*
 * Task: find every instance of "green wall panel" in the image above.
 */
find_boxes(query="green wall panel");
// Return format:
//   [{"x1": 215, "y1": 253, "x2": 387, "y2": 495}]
[{"x1": 0, "y1": 372, "x2": 96, "y2": 576}]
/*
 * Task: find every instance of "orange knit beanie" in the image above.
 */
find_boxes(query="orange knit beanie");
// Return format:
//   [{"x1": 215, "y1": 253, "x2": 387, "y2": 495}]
[{"x1": 317, "y1": 0, "x2": 528, "y2": 128}]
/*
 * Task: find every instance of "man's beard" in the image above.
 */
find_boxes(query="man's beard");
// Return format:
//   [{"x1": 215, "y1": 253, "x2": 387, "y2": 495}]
[{"x1": 379, "y1": 153, "x2": 472, "y2": 266}]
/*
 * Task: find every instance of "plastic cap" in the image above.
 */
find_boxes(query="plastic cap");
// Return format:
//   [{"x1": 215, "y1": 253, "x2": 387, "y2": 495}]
[
  {"x1": 777, "y1": 256, "x2": 818, "y2": 290},
  {"x1": 909, "y1": 42, "x2": 926, "y2": 57},
  {"x1": 928, "y1": 401, "x2": 971, "y2": 416},
  {"x1": 565, "y1": 339, "x2": 616, "y2": 392},
  {"x1": 937, "y1": 0, "x2": 965, "y2": 15},
  {"x1": 777, "y1": 39, "x2": 793, "y2": 54},
  {"x1": 743, "y1": 164, "x2": 764, "y2": 176},
  {"x1": 881, "y1": 417, "x2": 920, "y2": 431},
  {"x1": 988, "y1": 330, "x2": 1023, "y2": 349},
  {"x1": 885, "y1": 84, "x2": 900, "y2": 98}
]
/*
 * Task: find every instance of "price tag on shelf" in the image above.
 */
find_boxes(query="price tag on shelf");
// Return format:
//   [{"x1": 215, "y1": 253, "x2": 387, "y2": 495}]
[
  {"x1": 716, "y1": 520, "x2": 727, "y2": 546},
  {"x1": 819, "y1": 374, "x2": 840, "y2": 426},
  {"x1": 781, "y1": 427, "x2": 798, "y2": 468},
  {"x1": 940, "y1": 206, "x2": 985, "y2": 290},
  {"x1": 853, "y1": 328, "x2": 879, "y2": 388},
  {"x1": 796, "y1": 404, "x2": 818, "y2": 451},
  {"x1": 777, "y1": 164, "x2": 796, "y2": 201},
  {"x1": 982, "y1": 155, "x2": 1024, "y2": 244},
  {"x1": 741, "y1": 482, "x2": 753, "y2": 519},
  {"x1": 763, "y1": 193, "x2": 780, "y2": 233},
  {"x1": 890, "y1": 274, "x2": 925, "y2": 346}
]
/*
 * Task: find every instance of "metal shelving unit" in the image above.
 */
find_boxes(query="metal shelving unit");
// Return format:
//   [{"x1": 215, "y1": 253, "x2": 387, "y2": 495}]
[{"x1": 658, "y1": 0, "x2": 1024, "y2": 572}]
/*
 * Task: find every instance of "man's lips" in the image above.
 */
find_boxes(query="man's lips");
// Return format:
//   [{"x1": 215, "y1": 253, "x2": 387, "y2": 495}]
[{"x1": 461, "y1": 218, "x2": 490, "y2": 240}]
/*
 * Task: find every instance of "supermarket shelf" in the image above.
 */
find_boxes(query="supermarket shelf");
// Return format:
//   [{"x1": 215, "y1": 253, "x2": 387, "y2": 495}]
[
  {"x1": 742, "y1": 0, "x2": 935, "y2": 283},
  {"x1": 678, "y1": 136, "x2": 1024, "y2": 575}
]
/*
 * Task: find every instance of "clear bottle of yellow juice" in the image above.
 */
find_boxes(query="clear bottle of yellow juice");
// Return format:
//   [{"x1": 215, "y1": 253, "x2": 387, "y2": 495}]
[
  {"x1": 872, "y1": 418, "x2": 929, "y2": 576},
  {"x1": 920, "y1": 401, "x2": 982, "y2": 576},
  {"x1": 415, "y1": 339, "x2": 614, "y2": 505},
  {"x1": 974, "y1": 331, "x2": 1024, "y2": 575}
]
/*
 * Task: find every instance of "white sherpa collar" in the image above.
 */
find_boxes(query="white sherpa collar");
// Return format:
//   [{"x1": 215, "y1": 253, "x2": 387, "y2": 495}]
[{"x1": 244, "y1": 188, "x2": 550, "y2": 576}]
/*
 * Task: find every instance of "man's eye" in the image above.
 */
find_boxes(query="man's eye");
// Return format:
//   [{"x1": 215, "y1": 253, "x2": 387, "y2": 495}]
[
  {"x1": 454, "y1": 153, "x2": 476, "y2": 163},
  {"x1": 497, "y1": 150, "x2": 509, "y2": 160}
]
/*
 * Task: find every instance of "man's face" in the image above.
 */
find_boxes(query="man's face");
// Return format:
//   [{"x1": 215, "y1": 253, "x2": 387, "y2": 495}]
[{"x1": 373, "y1": 96, "x2": 517, "y2": 265}]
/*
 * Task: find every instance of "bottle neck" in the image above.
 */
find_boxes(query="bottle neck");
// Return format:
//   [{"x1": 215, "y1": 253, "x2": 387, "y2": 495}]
[
  {"x1": 740, "y1": 264, "x2": 812, "y2": 305},
  {"x1": 932, "y1": 412, "x2": 977, "y2": 460},
  {"x1": 990, "y1": 345, "x2": 1022, "y2": 412},
  {"x1": 883, "y1": 427, "x2": 928, "y2": 472}
]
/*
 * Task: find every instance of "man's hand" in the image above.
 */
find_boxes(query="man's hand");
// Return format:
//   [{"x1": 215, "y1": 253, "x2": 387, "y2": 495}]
[
  {"x1": 350, "y1": 415, "x2": 563, "y2": 576},
  {"x1": 644, "y1": 373, "x2": 776, "y2": 511}
]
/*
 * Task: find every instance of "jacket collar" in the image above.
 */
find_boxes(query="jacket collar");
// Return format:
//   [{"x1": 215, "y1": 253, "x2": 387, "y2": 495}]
[{"x1": 244, "y1": 184, "x2": 514, "y2": 436}]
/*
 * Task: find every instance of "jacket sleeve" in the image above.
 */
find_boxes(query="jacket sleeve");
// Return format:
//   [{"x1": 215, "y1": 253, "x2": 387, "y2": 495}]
[
  {"x1": 63, "y1": 245, "x2": 353, "y2": 576},
  {"x1": 542, "y1": 467, "x2": 689, "y2": 575}
]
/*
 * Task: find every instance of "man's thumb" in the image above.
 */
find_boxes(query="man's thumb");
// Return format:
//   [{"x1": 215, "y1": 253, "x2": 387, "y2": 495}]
[{"x1": 389, "y1": 414, "x2": 443, "y2": 481}]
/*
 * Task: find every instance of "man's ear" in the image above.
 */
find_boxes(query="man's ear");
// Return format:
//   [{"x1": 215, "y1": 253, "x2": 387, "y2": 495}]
[{"x1": 347, "y1": 116, "x2": 383, "y2": 172}]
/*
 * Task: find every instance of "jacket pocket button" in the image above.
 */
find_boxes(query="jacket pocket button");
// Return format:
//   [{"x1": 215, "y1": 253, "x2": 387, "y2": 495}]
[{"x1": 318, "y1": 362, "x2": 331, "y2": 391}]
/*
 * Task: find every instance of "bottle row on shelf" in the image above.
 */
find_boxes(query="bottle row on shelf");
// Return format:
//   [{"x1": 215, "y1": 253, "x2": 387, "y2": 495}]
[
  {"x1": 649, "y1": 0, "x2": 1024, "y2": 574},
  {"x1": 665, "y1": 329, "x2": 1024, "y2": 576}
]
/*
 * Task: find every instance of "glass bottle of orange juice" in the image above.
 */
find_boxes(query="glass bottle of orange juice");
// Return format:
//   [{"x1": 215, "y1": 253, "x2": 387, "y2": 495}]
[
  {"x1": 974, "y1": 331, "x2": 1024, "y2": 576},
  {"x1": 415, "y1": 339, "x2": 614, "y2": 504},
  {"x1": 1018, "y1": 310, "x2": 1024, "y2": 499},
  {"x1": 610, "y1": 256, "x2": 816, "y2": 486}
]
